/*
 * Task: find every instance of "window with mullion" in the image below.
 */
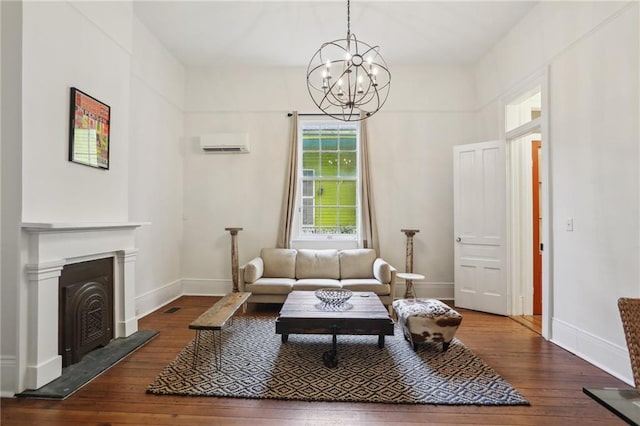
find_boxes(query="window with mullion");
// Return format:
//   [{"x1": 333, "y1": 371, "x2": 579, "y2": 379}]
[{"x1": 299, "y1": 120, "x2": 358, "y2": 238}]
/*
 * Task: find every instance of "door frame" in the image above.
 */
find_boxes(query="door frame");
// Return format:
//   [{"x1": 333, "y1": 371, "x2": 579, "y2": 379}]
[{"x1": 499, "y1": 68, "x2": 552, "y2": 339}]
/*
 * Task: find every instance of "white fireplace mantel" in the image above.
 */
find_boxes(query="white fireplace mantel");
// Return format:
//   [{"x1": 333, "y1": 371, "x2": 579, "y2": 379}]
[
  {"x1": 22, "y1": 221, "x2": 149, "y2": 232},
  {"x1": 21, "y1": 221, "x2": 148, "y2": 390}
]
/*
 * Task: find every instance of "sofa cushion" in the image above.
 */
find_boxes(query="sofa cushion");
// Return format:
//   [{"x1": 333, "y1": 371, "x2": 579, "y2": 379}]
[
  {"x1": 373, "y1": 258, "x2": 392, "y2": 284},
  {"x1": 261, "y1": 248, "x2": 297, "y2": 278},
  {"x1": 246, "y1": 278, "x2": 295, "y2": 295},
  {"x1": 341, "y1": 279, "x2": 391, "y2": 296},
  {"x1": 339, "y1": 249, "x2": 376, "y2": 279},
  {"x1": 293, "y1": 279, "x2": 341, "y2": 291},
  {"x1": 296, "y1": 249, "x2": 340, "y2": 279}
]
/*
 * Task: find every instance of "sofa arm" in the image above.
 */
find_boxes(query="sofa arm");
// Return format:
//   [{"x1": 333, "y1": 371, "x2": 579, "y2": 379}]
[
  {"x1": 373, "y1": 257, "x2": 397, "y2": 299},
  {"x1": 388, "y1": 264, "x2": 397, "y2": 300},
  {"x1": 239, "y1": 257, "x2": 264, "y2": 291},
  {"x1": 373, "y1": 258, "x2": 393, "y2": 283}
]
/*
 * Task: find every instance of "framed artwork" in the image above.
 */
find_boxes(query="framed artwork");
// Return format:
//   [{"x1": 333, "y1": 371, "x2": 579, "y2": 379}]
[{"x1": 69, "y1": 87, "x2": 110, "y2": 169}]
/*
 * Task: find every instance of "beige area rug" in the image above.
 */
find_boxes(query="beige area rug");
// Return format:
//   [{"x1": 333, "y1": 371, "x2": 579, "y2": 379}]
[{"x1": 147, "y1": 316, "x2": 529, "y2": 405}]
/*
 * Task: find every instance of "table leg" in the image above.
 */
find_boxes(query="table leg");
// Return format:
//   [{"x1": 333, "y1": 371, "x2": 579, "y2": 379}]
[
  {"x1": 192, "y1": 330, "x2": 202, "y2": 367},
  {"x1": 322, "y1": 326, "x2": 339, "y2": 368},
  {"x1": 213, "y1": 329, "x2": 222, "y2": 371},
  {"x1": 194, "y1": 329, "x2": 223, "y2": 370},
  {"x1": 405, "y1": 278, "x2": 415, "y2": 298},
  {"x1": 378, "y1": 334, "x2": 385, "y2": 348}
]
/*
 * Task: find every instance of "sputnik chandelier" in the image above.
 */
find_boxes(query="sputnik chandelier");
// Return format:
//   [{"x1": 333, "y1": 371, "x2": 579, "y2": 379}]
[{"x1": 306, "y1": 0, "x2": 391, "y2": 122}]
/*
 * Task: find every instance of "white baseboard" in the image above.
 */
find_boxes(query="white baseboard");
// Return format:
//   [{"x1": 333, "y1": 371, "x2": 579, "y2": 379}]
[
  {"x1": 25, "y1": 355, "x2": 62, "y2": 390},
  {"x1": 135, "y1": 279, "x2": 182, "y2": 319},
  {"x1": 182, "y1": 278, "x2": 231, "y2": 296},
  {"x1": 116, "y1": 317, "x2": 138, "y2": 338},
  {"x1": 134, "y1": 278, "x2": 231, "y2": 320},
  {"x1": 552, "y1": 317, "x2": 634, "y2": 386},
  {"x1": 1, "y1": 356, "x2": 17, "y2": 397}
]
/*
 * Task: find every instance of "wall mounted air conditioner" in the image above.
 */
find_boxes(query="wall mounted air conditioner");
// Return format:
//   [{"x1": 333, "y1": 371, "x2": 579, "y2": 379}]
[{"x1": 199, "y1": 133, "x2": 250, "y2": 154}]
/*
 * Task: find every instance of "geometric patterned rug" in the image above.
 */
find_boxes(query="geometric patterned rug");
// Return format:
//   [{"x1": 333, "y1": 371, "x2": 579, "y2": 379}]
[{"x1": 147, "y1": 316, "x2": 529, "y2": 406}]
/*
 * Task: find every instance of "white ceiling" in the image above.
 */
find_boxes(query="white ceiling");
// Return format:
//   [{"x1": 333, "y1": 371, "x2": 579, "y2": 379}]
[{"x1": 133, "y1": 1, "x2": 537, "y2": 68}]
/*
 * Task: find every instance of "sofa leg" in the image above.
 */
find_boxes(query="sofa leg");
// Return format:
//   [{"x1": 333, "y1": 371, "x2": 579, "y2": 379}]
[{"x1": 442, "y1": 341, "x2": 450, "y2": 352}]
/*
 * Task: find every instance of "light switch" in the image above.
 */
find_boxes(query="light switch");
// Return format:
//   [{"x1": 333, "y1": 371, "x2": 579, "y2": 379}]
[{"x1": 566, "y1": 218, "x2": 574, "y2": 232}]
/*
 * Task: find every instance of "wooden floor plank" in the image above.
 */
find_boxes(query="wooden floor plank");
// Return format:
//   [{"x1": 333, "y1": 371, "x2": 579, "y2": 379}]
[
  {"x1": 510, "y1": 315, "x2": 543, "y2": 334},
  {"x1": 1, "y1": 296, "x2": 629, "y2": 425}
]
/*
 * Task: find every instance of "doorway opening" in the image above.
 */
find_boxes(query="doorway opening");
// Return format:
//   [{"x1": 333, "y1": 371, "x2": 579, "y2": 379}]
[{"x1": 504, "y1": 80, "x2": 545, "y2": 336}]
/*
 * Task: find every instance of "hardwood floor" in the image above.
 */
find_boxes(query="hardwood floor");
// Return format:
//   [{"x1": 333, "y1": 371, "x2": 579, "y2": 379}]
[
  {"x1": 1, "y1": 296, "x2": 629, "y2": 425},
  {"x1": 510, "y1": 315, "x2": 543, "y2": 335}
]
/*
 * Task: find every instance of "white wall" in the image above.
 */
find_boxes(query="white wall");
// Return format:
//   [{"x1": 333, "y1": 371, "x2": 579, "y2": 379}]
[
  {"x1": 11, "y1": 0, "x2": 136, "y2": 394},
  {"x1": 181, "y1": 65, "x2": 478, "y2": 298},
  {"x1": 550, "y1": 3, "x2": 639, "y2": 381},
  {"x1": 0, "y1": 0, "x2": 23, "y2": 397},
  {"x1": 129, "y1": 17, "x2": 185, "y2": 316},
  {"x1": 1, "y1": 1, "x2": 187, "y2": 395},
  {"x1": 475, "y1": 1, "x2": 639, "y2": 384},
  {"x1": 20, "y1": 1, "x2": 133, "y2": 222}
]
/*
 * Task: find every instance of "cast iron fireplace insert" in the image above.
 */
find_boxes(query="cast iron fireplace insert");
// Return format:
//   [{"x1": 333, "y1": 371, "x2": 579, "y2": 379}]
[{"x1": 58, "y1": 257, "x2": 114, "y2": 367}]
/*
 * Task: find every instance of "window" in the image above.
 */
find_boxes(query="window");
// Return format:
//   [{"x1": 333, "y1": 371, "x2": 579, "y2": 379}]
[
  {"x1": 297, "y1": 120, "x2": 359, "y2": 239},
  {"x1": 505, "y1": 85, "x2": 541, "y2": 133},
  {"x1": 301, "y1": 169, "x2": 315, "y2": 227}
]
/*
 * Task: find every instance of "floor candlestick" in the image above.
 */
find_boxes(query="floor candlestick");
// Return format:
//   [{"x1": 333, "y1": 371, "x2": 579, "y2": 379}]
[
  {"x1": 401, "y1": 229, "x2": 420, "y2": 298},
  {"x1": 225, "y1": 227, "x2": 243, "y2": 293}
]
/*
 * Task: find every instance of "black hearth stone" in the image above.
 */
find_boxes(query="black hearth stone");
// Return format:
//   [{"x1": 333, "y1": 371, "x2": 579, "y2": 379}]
[{"x1": 16, "y1": 330, "x2": 158, "y2": 400}]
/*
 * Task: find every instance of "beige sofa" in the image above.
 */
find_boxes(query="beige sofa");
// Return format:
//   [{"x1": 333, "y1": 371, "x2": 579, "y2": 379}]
[{"x1": 239, "y1": 248, "x2": 397, "y2": 310}]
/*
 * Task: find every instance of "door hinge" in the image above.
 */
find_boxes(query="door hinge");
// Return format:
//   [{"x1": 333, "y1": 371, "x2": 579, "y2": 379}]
[{"x1": 540, "y1": 243, "x2": 544, "y2": 251}]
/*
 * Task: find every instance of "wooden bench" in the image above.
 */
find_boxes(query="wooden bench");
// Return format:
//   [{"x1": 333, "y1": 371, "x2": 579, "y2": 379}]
[{"x1": 189, "y1": 292, "x2": 251, "y2": 369}]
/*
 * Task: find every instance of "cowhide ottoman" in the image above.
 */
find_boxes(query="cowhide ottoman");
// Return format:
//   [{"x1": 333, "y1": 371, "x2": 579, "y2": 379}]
[{"x1": 392, "y1": 298, "x2": 463, "y2": 352}]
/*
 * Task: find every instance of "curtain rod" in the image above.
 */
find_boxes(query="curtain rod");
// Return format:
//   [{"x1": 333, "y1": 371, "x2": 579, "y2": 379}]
[
  {"x1": 287, "y1": 112, "x2": 370, "y2": 119},
  {"x1": 287, "y1": 113, "x2": 329, "y2": 117}
]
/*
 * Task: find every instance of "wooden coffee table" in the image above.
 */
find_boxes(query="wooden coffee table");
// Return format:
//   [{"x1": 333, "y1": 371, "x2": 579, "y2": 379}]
[{"x1": 275, "y1": 291, "x2": 395, "y2": 367}]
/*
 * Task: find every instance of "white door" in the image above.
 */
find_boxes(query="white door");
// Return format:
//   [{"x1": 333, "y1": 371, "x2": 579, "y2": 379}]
[{"x1": 453, "y1": 140, "x2": 508, "y2": 315}]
